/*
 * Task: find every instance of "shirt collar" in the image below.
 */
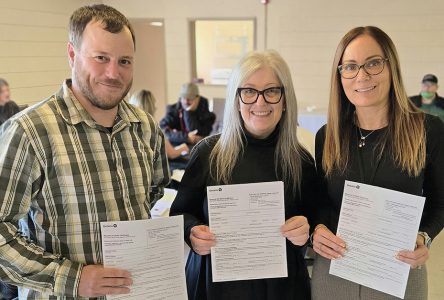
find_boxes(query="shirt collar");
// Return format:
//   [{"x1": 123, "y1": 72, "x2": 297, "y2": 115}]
[{"x1": 55, "y1": 79, "x2": 142, "y2": 127}]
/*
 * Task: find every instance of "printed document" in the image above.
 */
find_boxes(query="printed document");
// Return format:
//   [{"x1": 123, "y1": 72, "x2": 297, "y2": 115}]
[
  {"x1": 207, "y1": 181, "x2": 287, "y2": 282},
  {"x1": 101, "y1": 216, "x2": 187, "y2": 300},
  {"x1": 330, "y1": 180, "x2": 425, "y2": 299}
]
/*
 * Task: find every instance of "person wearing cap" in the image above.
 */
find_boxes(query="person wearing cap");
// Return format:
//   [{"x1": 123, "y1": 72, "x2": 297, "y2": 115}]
[
  {"x1": 160, "y1": 82, "x2": 216, "y2": 146},
  {"x1": 410, "y1": 74, "x2": 444, "y2": 122}
]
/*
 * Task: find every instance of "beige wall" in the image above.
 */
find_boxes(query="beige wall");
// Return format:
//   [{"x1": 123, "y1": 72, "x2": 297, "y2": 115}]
[
  {"x1": 2, "y1": 0, "x2": 444, "y2": 111},
  {"x1": 0, "y1": 0, "x2": 99, "y2": 105},
  {"x1": 105, "y1": 0, "x2": 265, "y2": 105},
  {"x1": 129, "y1": 20, "x2": 167, "y2": 121},
  {"x1": 105, "y1": 0, "x2": 444, "y2": 112}
]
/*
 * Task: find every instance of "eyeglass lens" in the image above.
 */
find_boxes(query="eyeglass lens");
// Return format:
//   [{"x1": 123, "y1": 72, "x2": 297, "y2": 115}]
[
  {"x1": 239, "y1": 87, "x2": 283, "y2": 104},
  {"x1": 339, "y1": 58, "x2": 386, "y2": 79}
]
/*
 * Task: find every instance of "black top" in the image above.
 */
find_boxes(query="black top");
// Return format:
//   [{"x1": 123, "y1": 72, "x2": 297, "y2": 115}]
[
  {"x1": 314, "y1": 114, "x2": 444, "y2": 239},
  {"x1": 159, "y1": 96, "x2": 216, "y2": 146},
  {"x1": 170, "y1": 128, "x2": 317, "y2": 300}
]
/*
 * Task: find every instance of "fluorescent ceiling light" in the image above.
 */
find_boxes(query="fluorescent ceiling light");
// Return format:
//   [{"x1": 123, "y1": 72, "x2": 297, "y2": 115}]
[{"x1": 149, "y1": 21, "x2": 163, "y2": 27}]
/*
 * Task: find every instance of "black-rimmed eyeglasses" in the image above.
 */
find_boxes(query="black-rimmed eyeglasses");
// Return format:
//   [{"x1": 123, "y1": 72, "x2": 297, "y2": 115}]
[
  {"x1": 237, "y1": 87, "x2": 285, "y2": 104},
  {"x1": 338, "y1": 57, "x2": 388, "y2": 79}
]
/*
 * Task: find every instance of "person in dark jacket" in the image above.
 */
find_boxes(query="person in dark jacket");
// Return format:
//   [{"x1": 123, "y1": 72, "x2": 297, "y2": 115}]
[
  {"x1": 410, "y1": 74, "x2": 444, "y2": 122},
  {"x1": 0, "y1": 100, "x2": 20, "y2": 126},
  {"x1": 0, "y1": 78, "x2": 12, "y2": 106},
  {"x1": 160, "y1": 82, "x2": 216, "y2": 146}
]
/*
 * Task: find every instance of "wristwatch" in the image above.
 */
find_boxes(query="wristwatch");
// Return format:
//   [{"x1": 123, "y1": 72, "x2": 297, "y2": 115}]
[{"x1": 418, "y1": 231, "x2": 432, "y2": 249}]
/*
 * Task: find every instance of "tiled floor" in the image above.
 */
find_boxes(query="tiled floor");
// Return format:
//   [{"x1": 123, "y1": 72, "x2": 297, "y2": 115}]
[{"x1": 428, "y1": 232, "x2": 444, "y2": 299}]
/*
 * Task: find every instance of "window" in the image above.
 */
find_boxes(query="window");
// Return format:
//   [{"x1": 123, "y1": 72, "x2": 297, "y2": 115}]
[{"x1": 191, "y1": 19, "x2": 256, "y2": 85}]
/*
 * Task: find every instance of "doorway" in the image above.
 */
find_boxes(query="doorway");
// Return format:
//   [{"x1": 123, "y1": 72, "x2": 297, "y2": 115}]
[{"x1": 129, "y1": 19, "x2": 167, "y2": 122}]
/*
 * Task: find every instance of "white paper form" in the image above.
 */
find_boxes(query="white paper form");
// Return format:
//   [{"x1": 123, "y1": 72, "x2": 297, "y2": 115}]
[
  {"x1": 330, "y1": 180, "x2": 425, "y2": 299},
  {"x1": 151, "y1": 188, "x2": 178, "y2": 218},
  {"x1": 101, "y1": 216, "x2": 187, "y2": 300},
  {"x1": 207, "y1": 181, "x2": 287, "y2": 282}
]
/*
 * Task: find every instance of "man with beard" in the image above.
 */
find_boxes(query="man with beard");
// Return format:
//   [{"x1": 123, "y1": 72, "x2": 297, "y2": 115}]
[
  {"x1": 160, "y1": 82, "x2": 216, "y2": 147},
  {"x1": 0, "y1": 4, "x2": 169, "y2": 299}
]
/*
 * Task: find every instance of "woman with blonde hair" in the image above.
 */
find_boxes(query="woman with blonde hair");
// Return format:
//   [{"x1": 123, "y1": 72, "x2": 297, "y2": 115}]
[
  {"x1": 130, "y1": 89, "x2": 189, "y2": 159},
  {"x1": 311, "y1": 26, "x2": 444, "y2": 299},
  {"x1": 170, "y1": 50, "x2": 317, "y2": 299}
]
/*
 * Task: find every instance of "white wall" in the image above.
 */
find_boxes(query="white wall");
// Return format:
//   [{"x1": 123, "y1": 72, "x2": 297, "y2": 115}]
[
  {"x1": 0, "y1": 0, "x2": 99, "y2": 105},
  {"x1": 105, "y1": 0, "x2": 444, "y2": 112}
]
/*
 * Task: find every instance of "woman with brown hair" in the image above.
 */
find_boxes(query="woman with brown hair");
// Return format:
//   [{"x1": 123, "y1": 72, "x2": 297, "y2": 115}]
[{"x1": 311, "y1": 26, "x2": 444, "y2": 299}]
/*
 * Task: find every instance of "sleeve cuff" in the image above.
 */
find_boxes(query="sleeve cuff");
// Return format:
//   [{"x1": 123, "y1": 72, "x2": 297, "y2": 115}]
[{"x1": 53, "y1": 258, "x2": 83, "y2": 297}]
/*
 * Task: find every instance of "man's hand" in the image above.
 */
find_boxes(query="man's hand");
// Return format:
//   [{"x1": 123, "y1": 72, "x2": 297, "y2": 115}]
[
  {"x1": 78, "y1": 265, "x2": 132, "y2": 298},
  {"x1": 187, "y1": 130, "x2": 204, "y2": 144}
]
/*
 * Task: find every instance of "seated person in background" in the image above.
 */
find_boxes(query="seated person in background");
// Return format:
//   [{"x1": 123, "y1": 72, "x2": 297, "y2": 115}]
[
  {"x1": 0, "y1": 78, "x2": 12, "y2": 106},
  {"x1": 160, "y1": 82, "x2": 216, "y2": 146},
  {"x1": 130, "y1": 89, "x2": 189, "y2": 159},
  {"x1": 410, "y1": 74, "x2": 444, "y2": 122},
  {"x1": 0, "y1": 101, "x2": 21, "y2": 126}
]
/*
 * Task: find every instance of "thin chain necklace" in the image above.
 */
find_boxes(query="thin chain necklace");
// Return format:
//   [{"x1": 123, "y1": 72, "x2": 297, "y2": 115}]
[
  {"x1": 357, "y1": 126, "x2": 376, "y2": 148},
  {"x1": 355, "y1": 112, "x2": 376, "y2": 148}
]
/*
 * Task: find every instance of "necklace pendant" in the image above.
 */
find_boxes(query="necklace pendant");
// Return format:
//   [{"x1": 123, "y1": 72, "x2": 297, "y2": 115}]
[{"x1": 359, "y1": 138, "x2": 365, "y2": 148}]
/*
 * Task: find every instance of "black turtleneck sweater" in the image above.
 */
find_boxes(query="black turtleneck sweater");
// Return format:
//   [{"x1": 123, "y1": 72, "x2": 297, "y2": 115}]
[{"x1": 170, "y1": 128, "x2": 317, "y2": 300}]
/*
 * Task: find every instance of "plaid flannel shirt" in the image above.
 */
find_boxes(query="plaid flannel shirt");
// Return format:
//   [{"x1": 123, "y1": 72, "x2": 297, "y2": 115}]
[{"x1": 0, "y1": 80, "x2": 170, "y2": 299}]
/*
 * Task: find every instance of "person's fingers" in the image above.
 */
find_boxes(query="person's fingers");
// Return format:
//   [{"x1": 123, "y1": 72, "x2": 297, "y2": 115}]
[
  {"x1": 103, "y1": 268, "x2": 132, "y2": 279},
  {"x1": 281, "y1": 216, "x2": 308, "y2": 232},
  {"x1": 312, "y1": 227, "x2": 346, "y2": 259},
  {"x1": 101, "y1": 277, "x2": 133, "y2": 288},
  {"x1": 312, "y1": 239, "x2": 342, "y2": 260},
  {"x1": 78, "y1": 265, "x2": 132, "y2": 297},
  {"x1": 281, "y1": 216, "x2": 309, "y2": 246},
  {"x1": 287, "y1": 233, "x2": 309, "y2": 246},
  {"x1": 96, "y1": 286, "x2": 131, "y2": 296},
  {"x1": 397, "y1": 245, "x2": 429, "y2": 268},
  {"x1": 191, "y1": 225, "x2": 215, "y2": 240},
  {"x1": 316, "y1": 227, "x2": 346, "y2": 249},
  {"x1": 190, "y1": 225, "x2": 216, "y2": 255}
]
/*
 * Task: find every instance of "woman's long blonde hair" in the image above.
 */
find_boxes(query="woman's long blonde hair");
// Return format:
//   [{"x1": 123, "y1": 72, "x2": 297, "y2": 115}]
[
  {"x1": 129, "y1": 89, "x2": 156, "y2": 115},
  {"x1": 323, "y1": 26, "x2": 425, "y2": 177},
  {"x1": 209, "y1": 50, "x2": 306, "y2": 192}
]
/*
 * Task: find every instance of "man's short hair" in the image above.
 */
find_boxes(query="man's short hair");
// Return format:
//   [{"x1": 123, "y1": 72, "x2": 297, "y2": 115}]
[{"x1": 68, "y1": 4, "x2": 136, "y2": 50}]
